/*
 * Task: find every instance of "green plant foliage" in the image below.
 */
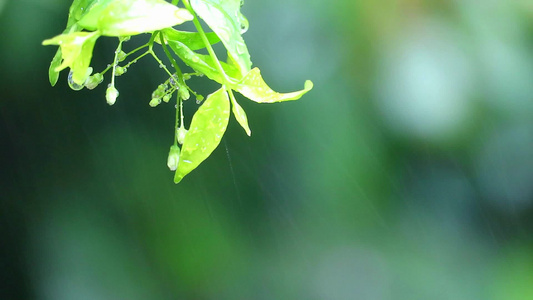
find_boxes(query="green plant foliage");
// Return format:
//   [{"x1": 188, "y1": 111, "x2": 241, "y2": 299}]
[
  {"x1": 43, "y1": 0, "x2": 313, "y2": 183},
  {"x1": 174, "y1": 87, "x2": 230, "y2": 183}
]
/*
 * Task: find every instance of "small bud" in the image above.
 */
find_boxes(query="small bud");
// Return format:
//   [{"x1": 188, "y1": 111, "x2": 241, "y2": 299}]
[
  {"x1": 115, "y1": 66, "x2": 127, "y2": 76},
  {"x1": 167, "y1": 145, "x2": 181, "y2": 171},
  {"x1": 152, "y1": 84, "x2": 167, "y2": 99},
  {"x1": 106, "y1": 86, "x2": 119, "y2": 105},
  {"x1": 177, "y1": 126, "x2": 188, "y2": 145},
  {"x1": 178, "y1": 87, "x2": 190, "y2": 100},
  {"x1": 117, "y1": 50, "x2": 127, "y2": 62},
  {"x1": 195, "y1": 94, "x2": 204, "y2": 104},
  {"x1": 162, "y1": 94, "x2": 171, "y2": 103},
  {"x1": 84, "y1": 73, "x2": 104, "y2": 90},
  {"x1": 149, "y1": 98, "x2": 161, "y2": 107}
]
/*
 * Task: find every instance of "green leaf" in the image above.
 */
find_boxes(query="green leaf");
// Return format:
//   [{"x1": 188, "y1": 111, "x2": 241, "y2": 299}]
[
  {"x1": 48, "y1": 49, "x2": 63, "y2": 86},
  {"x1": 158, "y1": 28, "x2": 220, "y2": 51},
  {"x1": 230, "y1": 92, "x2": 251, "y2": 136},
  {"x1": 190, "y1": 0, "x2": 251, "y2": 75},
  {"x1": 77, "y1": 0, "x2": 193, "y2": 36},
  {"x1": 235, "y1": 68, "x2": 314, "y2": 103},
  {"x1": 72, "y1": 0, "x2": 113, "y2": 30},
  {"x1": 166, "y1": 39, "x2": 241, "y2": 84},
  {"x1": 174, "y1": 87, "x2": 230, "y2": 183},
  {"x1": 68, "y1": 0, "x2": 103, "y2": 26},
  {"x1": 42, "y1": 31, "x2": 100, "y2": 85}
]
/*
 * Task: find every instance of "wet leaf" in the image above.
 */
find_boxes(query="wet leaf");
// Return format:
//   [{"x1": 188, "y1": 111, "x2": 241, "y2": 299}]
[
  {"x1": 157, "y1": 28, "x2": 220, "y2": 50},
  {"x1": 235, "y1": 68, "x2": 313, "y2": 103},
  {"x1": 174, "y1": 87, "x2": 230, "y2": 183},
  {"x1": 42, "y1": 31, "x2": 100, "y2": 85},
  {"x1": 230, "y1": 94, "x2": 251, "y2": 136},
  {"x1": 48, "y1": 49, "x2": 63, "y2": 86},
  {"x1": 190, "y1": 0, "x2": 251, "y2": 75},
  {"x1": 167, "y1": 39, "x2": 241, "y2": 84},
  {"x1": 67, "y1": 0, "x2": 102, "y2": 27},
  {"x1": 78, "y1": 0, "x2": 193, "y2": 36}
]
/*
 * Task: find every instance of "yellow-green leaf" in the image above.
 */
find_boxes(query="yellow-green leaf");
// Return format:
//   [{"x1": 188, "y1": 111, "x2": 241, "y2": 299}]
[
  {"x1": 235, "y1": 68, "x2": 313, "y2": 103},
  {"x1": 230, "y1": 92, "x2": 251, "y2": 136},
  {"x1": 174, "y1": 87, "x2": 230, "y2": 183},
  {"x1": 190, "y1": 0, "x2": 251, "y2": 76},
  {"x1": 48, "y1": 49, "x2": 63, "y2": 86},
  {"x1": 157, "y1": 28, "x2": 220, "y2": 51},
  {"x1": 42, "y1": 31, "x2": 100, "y2": 85},
  {"x1": 166, "y1": 39, "x2": 241, "y2": 85},
  {"x1": 78, "y1": 0, "x2": 193, "y2": 36}
]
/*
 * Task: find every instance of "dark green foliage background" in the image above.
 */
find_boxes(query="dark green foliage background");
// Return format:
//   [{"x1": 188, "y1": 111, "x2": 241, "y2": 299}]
[{"x1": 1, "y1": 0, "x2": 532, "y2": 299}]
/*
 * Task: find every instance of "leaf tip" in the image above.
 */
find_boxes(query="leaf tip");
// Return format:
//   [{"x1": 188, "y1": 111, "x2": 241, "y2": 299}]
[
  {"x1": 304, "y1": 80, "x2": 314, "y2": 91},
  {"x1": 173, "y1": 172, "x2": 184, "y2": 184}
]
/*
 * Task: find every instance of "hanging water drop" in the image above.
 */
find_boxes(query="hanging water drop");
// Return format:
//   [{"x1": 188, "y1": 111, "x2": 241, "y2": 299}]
[
  {"x1": 239, "y1": 13, "x2": 249, "y2": 34},
  {"x1": 68, "y1": 70, "x2": 84, "y2": 91}
]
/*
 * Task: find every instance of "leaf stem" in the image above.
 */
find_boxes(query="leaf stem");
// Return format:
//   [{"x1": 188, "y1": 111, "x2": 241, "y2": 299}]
[
  {"x1": 159, "y1": 32, "x2": 184, "y2": 82},
  {"x1": 174, "y1": 96, "x2": 181, "y2": 145},
  {"x1": 182, "y1": 0, "x2": 231, "y2": 87},
  {"x1": 110, "y1": 39, "x2": 124, "y2": 86}
]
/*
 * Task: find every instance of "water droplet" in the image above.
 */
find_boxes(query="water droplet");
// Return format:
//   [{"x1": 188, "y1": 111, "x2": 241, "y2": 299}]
[
  {"x1": 239, "y1": 13, "x2": 249, "y2": 34},
  {"x1": 68, "y1": 70, "x2": 84, "y2": 91}
]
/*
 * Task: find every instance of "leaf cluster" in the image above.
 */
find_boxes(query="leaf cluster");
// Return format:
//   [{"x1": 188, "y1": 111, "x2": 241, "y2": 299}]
[{"x1": 43, "y1": 0, "x2": 313, "y2": 183}]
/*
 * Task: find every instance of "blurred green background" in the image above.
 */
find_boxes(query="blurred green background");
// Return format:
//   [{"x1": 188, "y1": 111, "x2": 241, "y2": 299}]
[{"x1": 1, "y1": 0, "x2": 533, "y2": 299}]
